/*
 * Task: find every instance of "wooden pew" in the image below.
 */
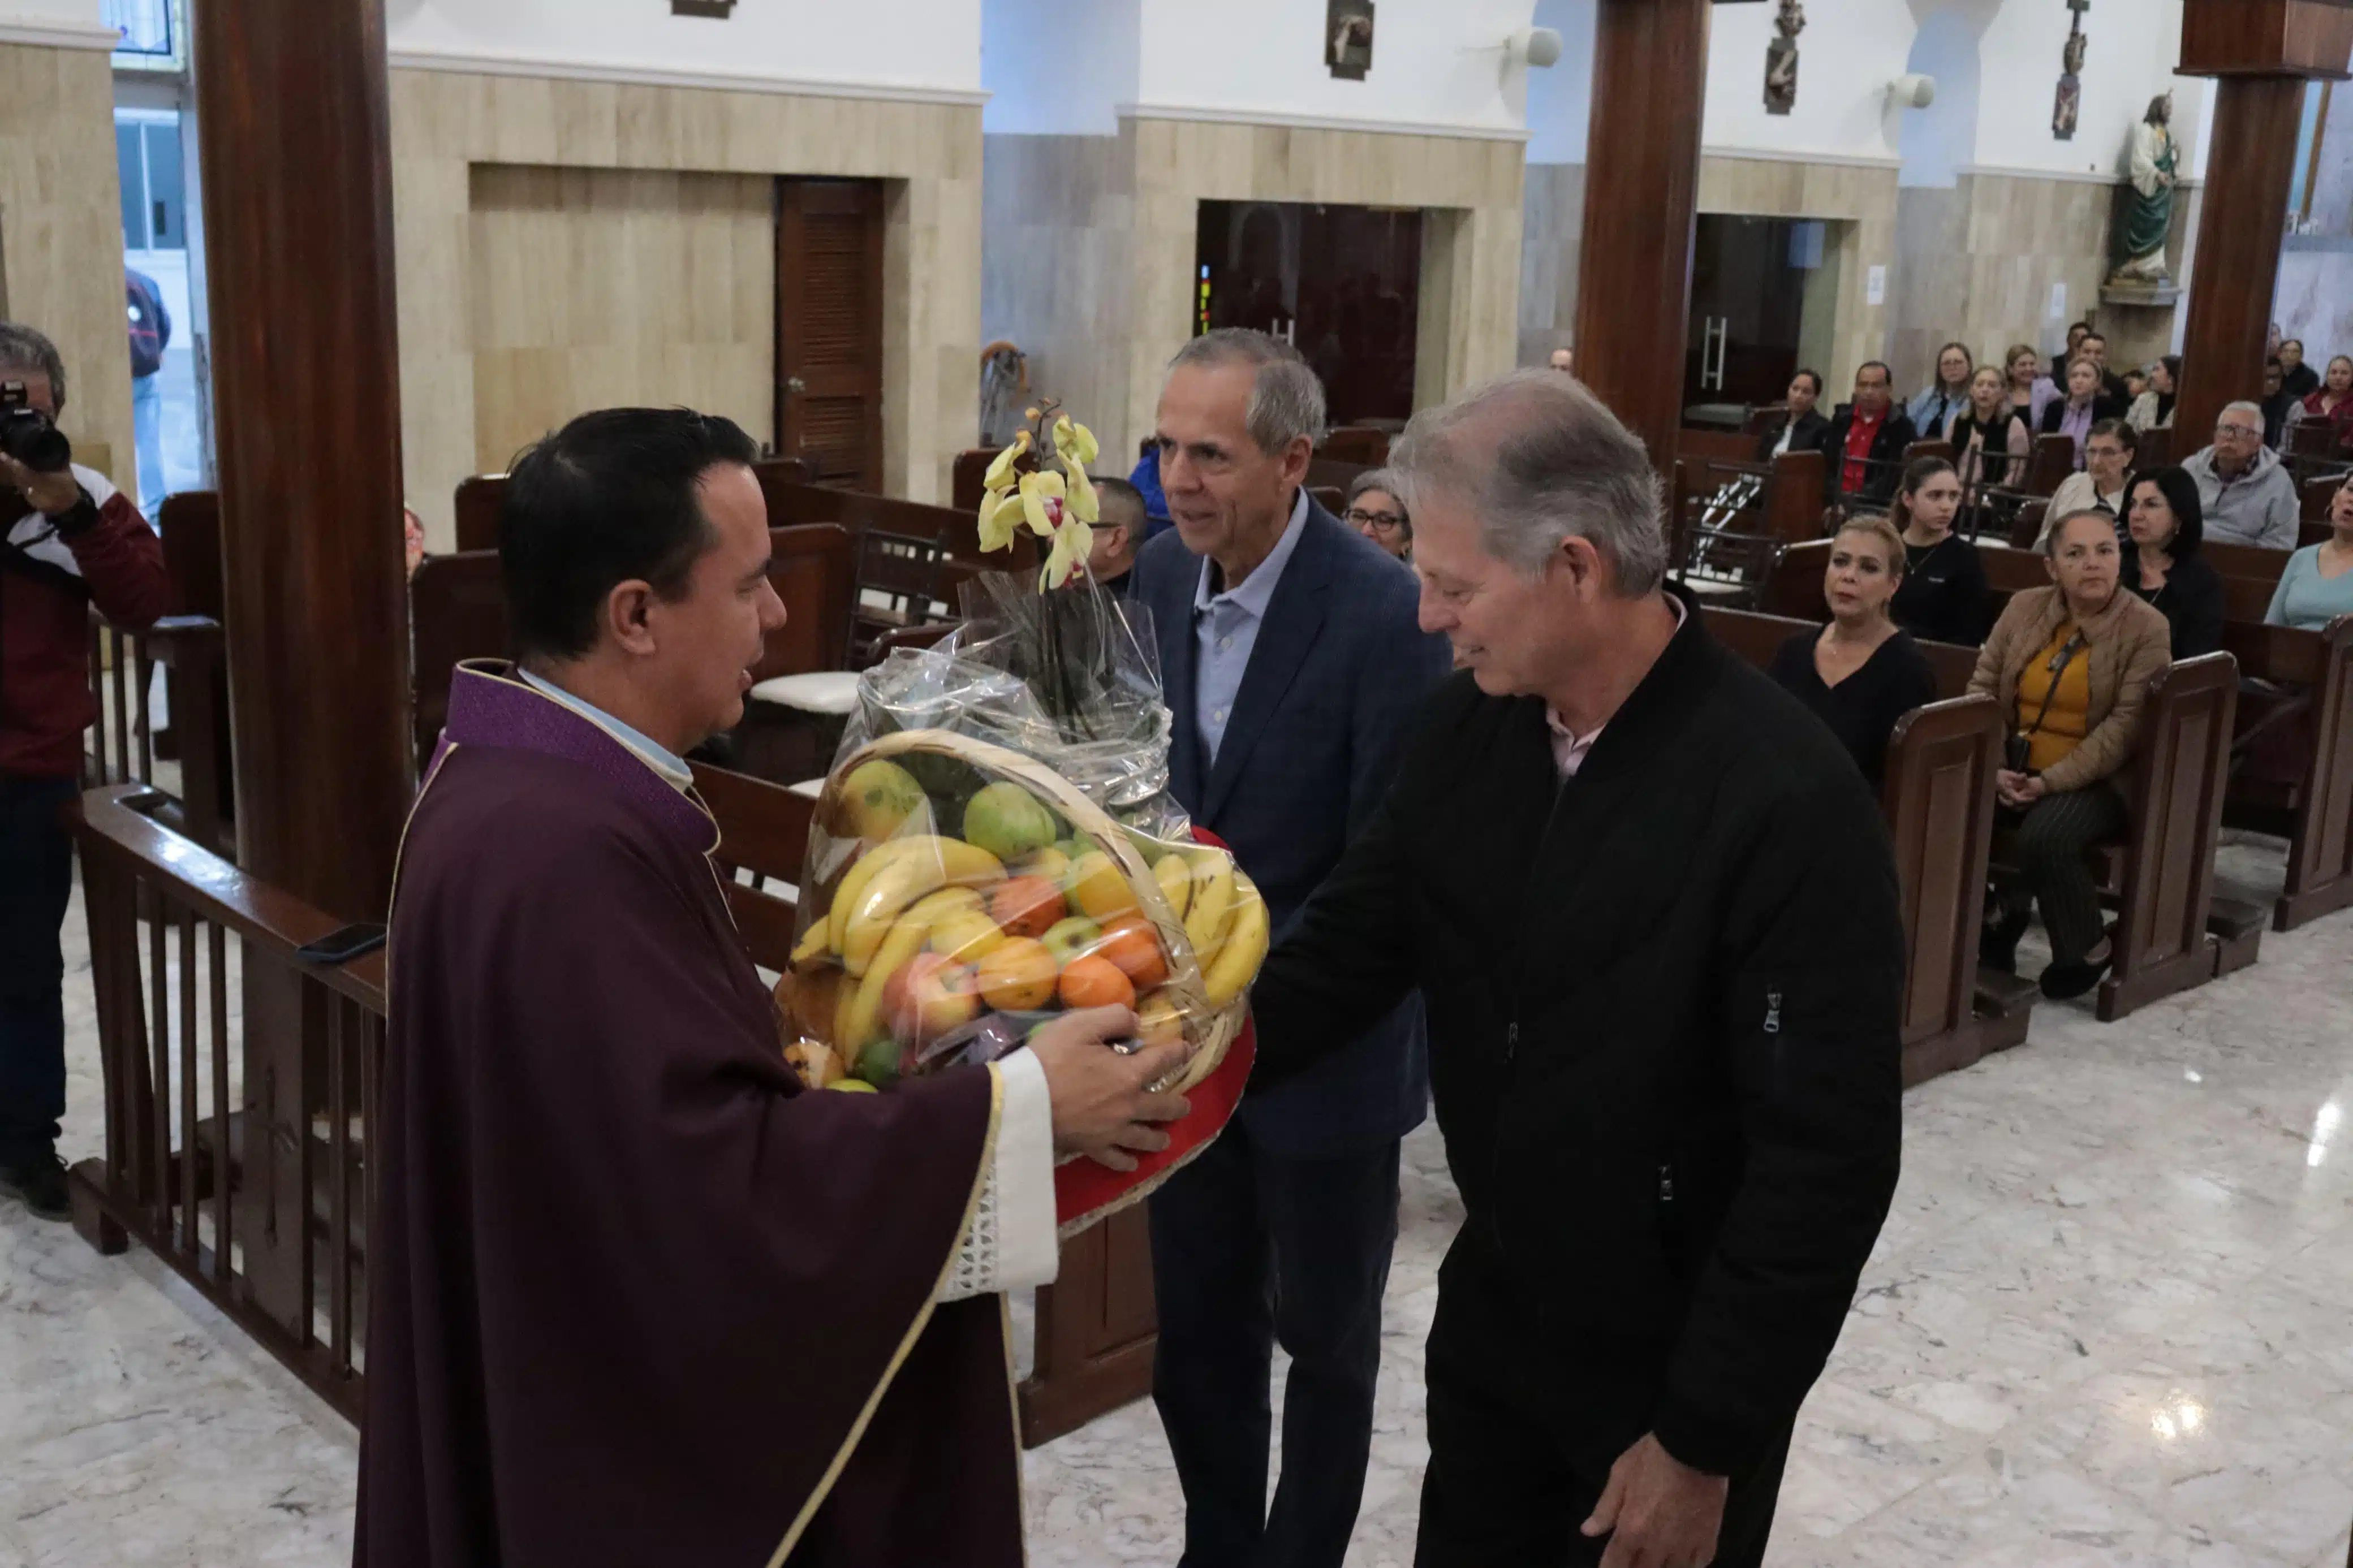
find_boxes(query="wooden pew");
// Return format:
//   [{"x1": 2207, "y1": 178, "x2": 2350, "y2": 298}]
[
  {"x1": 1318, "y1": 426, "x2": 1390, "y2": 466},
  {"x1": 407, "y1": 524, "x2": 860, "y2": 771},
  {"x1": 451, "y1": 457, "x2": 816, "y2": 554},
  {"x1": 2305, "y1": 474, "x2": 2343, "y2": 524},
  {"x1": 2223, "y1": 616, "x2": 2353, "y2": 930},
  {"x1": 2135, "y1": 426, "x2": 2174, "y2": 468},
  {"x1": 2026, "y1": 433, "x2": 2076, "y2": 498},
  {"x1": 1700, "y1": 608, "x2": 2024, "y2": 1082}
]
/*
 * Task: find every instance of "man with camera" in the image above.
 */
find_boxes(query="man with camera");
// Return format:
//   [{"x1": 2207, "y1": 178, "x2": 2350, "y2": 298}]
[{"x1": 0, "y1": 322, "x2": 170, "y2": 1219}]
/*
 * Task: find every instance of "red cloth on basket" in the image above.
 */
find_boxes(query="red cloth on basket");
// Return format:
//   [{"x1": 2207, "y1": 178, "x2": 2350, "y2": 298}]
[{"x1": 1054, "y1": 823, "x2": 1255, "y2": 1230}]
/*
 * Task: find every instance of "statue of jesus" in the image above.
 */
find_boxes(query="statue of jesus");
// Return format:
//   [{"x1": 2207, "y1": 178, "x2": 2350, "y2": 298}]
[{"x1": 2110, "y1": 93, "x2": 2178, "y2": 286}]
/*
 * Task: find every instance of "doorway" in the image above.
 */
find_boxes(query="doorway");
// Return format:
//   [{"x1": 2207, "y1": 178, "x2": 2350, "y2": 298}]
[
  {"x1": 776, "y1": 179, "x2": 886, "y2": 491},
  {"x1": 1194, "y1": 201, "x2": 1420, "y2": 426},
  {"x1": 1683, "y1": 215, "x2": 1835, "y2": 426}
]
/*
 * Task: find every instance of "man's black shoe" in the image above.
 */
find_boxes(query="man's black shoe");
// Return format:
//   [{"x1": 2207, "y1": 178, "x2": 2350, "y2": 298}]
[
  {"x1": 1, "y1": 1153, "x2": 71, "y2": 1222},
  {"x1": 1980, "y1": 907, "x2": 2030, "y2": 975}
]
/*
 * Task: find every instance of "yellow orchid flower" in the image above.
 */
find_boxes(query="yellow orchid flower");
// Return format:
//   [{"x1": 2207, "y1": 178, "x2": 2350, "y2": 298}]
[
  {"x1": 1040, "y1": 519, "x2": 1093, "y2": 590},
  {"x1": 1063, "y1": 456, "x2": 1099, "y2": 524},
  {"x1": 1018, "y1": 470, "x2": 1066, "y2": 538},
  {"x1": 977, "y1": 489, "x2": 1025, "y2": 553},
  {"x1": 982, "y1": 430, "x2": 1032, "y2": 493},
  {"x1": 1066, "y1": 420, "x2": 1100, "y2": 468}
]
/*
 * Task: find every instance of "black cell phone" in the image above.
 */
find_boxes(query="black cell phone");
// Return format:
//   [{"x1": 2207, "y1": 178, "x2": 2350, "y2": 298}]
[{"x1": 295, "y1": 923, "x2": 387, "y2": 965}]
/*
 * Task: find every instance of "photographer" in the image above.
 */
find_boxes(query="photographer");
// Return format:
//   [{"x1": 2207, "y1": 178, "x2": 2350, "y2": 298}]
[{"x1": 0, "y1": 322, "x2": 170, "y2": 1219}]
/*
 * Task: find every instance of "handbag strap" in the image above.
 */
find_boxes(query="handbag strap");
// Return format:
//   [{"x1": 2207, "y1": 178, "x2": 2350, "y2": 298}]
[{"x1": 2015, "y1": 628, "x2": 2088, "y2": 740}]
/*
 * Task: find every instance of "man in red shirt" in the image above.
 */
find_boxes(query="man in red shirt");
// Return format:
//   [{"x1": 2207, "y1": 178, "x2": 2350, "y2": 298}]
[
  {"x1": 1824, "y1": 362, "x2": 1917, "y2": 511},
  {"x1": 0, "y1": 322, "x2": 171, "y2": 1219}
]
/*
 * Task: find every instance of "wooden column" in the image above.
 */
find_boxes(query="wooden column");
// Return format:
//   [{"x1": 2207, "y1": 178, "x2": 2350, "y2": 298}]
[
  {"x1": 2175, "y1": 0, "x2": 2353, "y2": 445},
  {"x1": 1573, "y1": 0, "x2": 1709, "y2": 469},
  {"x1": 192, "y1": 0, "x2": 412, "y2": 922}
]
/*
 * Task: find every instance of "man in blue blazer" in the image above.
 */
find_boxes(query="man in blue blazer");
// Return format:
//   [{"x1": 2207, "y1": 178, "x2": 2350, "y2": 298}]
[{"x1": 1131, "y1": 329, "x2": 1451, "y2": 1568}]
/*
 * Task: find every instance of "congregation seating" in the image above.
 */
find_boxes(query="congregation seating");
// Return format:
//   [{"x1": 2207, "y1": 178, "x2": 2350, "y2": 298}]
[
  {"x1": 1701, "y1": 608, "x2": 2025, "y2": 1082},
  {"x1": 1761, "y1": 538, "x2": 2246, "y2": 1019}
]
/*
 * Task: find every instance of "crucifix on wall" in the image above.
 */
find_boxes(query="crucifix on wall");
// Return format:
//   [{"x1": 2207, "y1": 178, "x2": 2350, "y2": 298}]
[{"x1": 2053, "y1": 0, "x2": 2088, "y2": 140}]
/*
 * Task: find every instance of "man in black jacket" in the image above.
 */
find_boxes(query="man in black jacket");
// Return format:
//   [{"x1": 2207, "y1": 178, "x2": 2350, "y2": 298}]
[
  {"x1": 1246, "y1": 369, "x2": 1904, "y2": 1568},
  {"x1": 1820, "y1": 361, "x2": 1917, "y2": 512}
]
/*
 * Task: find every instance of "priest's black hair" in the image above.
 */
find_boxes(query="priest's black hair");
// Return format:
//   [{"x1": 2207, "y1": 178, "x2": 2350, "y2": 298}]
[{"x1": 499, "y1": 406, "x2": 760, "y2": 660}]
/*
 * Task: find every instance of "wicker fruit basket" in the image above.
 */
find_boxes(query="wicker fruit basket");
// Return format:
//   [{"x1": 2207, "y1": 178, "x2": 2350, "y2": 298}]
[{"x1": 775, "y1": 728, "x2": 1261, "y2": 1103}]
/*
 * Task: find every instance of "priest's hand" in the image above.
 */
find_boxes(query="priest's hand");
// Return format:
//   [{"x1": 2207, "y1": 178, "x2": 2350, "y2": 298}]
[
  {"x1": 1581, "y1": 1432, "x2": 1729, "y2": 1568},
  {"x1": 1029, "y1": 1007, "x2": 1191, "y2": 1172}
]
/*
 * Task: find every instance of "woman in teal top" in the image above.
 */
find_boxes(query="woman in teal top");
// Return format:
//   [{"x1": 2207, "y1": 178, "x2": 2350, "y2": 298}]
[{"x1": 2266, "y1": 474, "x2": 2353, "y2": 629}]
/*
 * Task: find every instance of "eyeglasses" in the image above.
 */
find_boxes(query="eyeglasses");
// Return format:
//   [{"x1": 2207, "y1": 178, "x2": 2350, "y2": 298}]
[
  {"x1": 2213, "y1": 422, "x2": 2264, "y2": 440},
  {"x1": 1346, "y1": 508, "x2": 1406, "y2": 532}
]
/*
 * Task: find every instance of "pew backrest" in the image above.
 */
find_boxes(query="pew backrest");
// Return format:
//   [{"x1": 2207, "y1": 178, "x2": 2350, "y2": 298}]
[
  {"x1": 156, "y1": 490, "x2": 224, "y2": 621},
  {"x1": 2026, "y1": 434, "x2": 2075, "y2": 497},
  {"x1": 2202, "y1": 541, "x2": 2290, "y2": 587},
  {"x1": 407, "y1": 549, "x2": 509, "y2": 762},
  {"x1": 2304, "y1": 474, "x2": 2344, "y2": 523},
  {"x1": 454, "y1": 457, "x2": 819, "y2": 554},
  {"x1": 755, "y1": 524, "x2": 856, "y2": 679},
  {"x1": 691, "y1": 760, "x2": 816, "y2": 969}
]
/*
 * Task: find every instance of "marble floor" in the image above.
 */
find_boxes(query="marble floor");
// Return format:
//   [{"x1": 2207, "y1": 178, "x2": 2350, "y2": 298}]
[{"x1": 6, "y1": 835, "x2": 2353, "y2": 1566}]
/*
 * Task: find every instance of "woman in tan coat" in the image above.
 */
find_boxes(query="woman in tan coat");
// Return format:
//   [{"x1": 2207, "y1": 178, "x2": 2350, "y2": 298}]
[{"x1": 1968, "y1": 508, "x2": 2173, "y2": 999}]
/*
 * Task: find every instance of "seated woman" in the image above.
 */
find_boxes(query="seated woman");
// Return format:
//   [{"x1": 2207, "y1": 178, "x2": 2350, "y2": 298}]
[
  {"x1": 1754, "y1": 368, "x2": 1830, "y2": 460},
  {"x1": 1343, "y1": 468, "x2": 1412, "y2": 564},
  {"x1": 1887, "y1": 456, "x2": 1988, "y2": 646},
  {"x1": 2292, "y1": 354, "x2": 2353, "y2": 450},
  {"x1": 2120, "y1": 466, "x2": 2225, "y2": 659},
  {"x1": 1948, "y1": 364, "x2": 2032, "y2": 494},
  {"x1": 2040, "y1": 356, "x2": 2123, "y2": 466},
  {"x1": 1766, "y1": 515, "x2": 1938, "y2": 791},
  {"x1": 2267, "y1": 471, "x2": 2353, "y2": 629},
  {"x1": 2127, "y1": 356, "x2": 2180, "y2": 431},
  {"x1": 2004, "y1": 342, "x2": 2058, "y2": 429},
  {"x1": 1969, "y1": 509, "x2": 2172, "y2": 1000},
  {"x1": 2042, "y1": 420, "x2": 2138, "y2": 547}
]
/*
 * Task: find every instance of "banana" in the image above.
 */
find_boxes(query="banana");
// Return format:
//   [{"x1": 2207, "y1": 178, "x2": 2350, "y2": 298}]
[
  {"x1": 791, "y1": 920, "x2": 833, "y2": 966},
  {"x1": 1183, "y1": 849, "x2": 1237, "y2": 965},
  {"x1": 1153, "y1": 853, "x2": 1193, "y2": 922},
  {"x1": 1202, "y1": 872, "x2": 1269, "y2": 1008},
  {"x1": 826, "y1": 835, "x2": 934, "y2": 954},
  {"x1": 839, "y1": 909, "x2": 934, "y2": 1049},
  {"x1": 842, "y1": 839, "x2": 1007, "y2": 976}
]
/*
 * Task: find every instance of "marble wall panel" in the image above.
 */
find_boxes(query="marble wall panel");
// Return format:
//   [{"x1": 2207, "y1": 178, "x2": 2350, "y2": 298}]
[
  {"x1": 981, "y1": 119, "x2": 1523, "y2": 463},
  {"x1": 1517, "y1": 162, "x2": 1585, "y2": 369},
  {"x1": 391, "y1": 70, "x2": 983, "y2": 547},
  {"x1": 0, "y1": 43, "x2": 134, "y2": 498}
]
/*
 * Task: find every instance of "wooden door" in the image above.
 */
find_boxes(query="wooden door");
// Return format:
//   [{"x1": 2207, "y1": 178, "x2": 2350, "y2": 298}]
[{"x1": 776, "y1": 179, "x2": 885, "y2": 491}]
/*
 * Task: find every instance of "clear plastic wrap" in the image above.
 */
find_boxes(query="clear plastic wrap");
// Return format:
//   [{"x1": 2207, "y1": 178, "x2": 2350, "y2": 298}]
[{"x1": 773, "y1": 569, "x2": 1265, "y2": 1099}]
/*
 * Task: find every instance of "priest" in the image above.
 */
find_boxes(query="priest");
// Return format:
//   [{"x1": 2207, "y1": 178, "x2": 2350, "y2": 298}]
[{"x1": 357, "y1": 407, "x2": 1192, "y2": 1567}]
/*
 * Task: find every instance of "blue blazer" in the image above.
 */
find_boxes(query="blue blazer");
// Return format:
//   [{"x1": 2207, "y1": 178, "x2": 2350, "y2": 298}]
[{"x1": 1129, "y1": 498, "x2": 1451, "y2": 1156}]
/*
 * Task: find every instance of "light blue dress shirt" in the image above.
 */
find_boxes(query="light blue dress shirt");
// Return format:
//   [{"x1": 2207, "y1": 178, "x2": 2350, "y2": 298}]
[
  {"x1": 517, "y1": 667, "x2": 695, "y2": 792},
  {"x1": 1193, "y1": 487, "x2": 1311, "y2": 765}
]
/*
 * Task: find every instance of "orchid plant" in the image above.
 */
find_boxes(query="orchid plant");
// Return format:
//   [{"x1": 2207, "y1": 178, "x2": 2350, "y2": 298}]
[{"x1": 976, "y1": 399, "x2": 1102, "y2": 590}]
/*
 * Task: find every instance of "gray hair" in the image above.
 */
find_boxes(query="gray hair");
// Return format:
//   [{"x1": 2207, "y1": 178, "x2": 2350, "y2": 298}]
[
  {"x1": 2042, "y1": 507, "x2": 2116, "y2": 558},
  {"x1": 1166, "y1": 329, "x2": 1328, "y2": 455},
  {"x1": 1346, "y1": 466, "x2": 1410, "y2": 536},
  {"x1": 0, "y1": 322, "x2": 67, "y2": 414},
  {"x1": 2220, "y1": 399, "x2": 2265, "y2": 424},
  {"x1": 1387, "y1": 369, "x2": 1667, "y2": 595}
]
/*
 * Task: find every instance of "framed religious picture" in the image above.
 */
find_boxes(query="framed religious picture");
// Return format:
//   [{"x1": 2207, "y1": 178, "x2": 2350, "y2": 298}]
[{"x1": 1326, "y1": 0, "x2": 1374, "y2": 80}]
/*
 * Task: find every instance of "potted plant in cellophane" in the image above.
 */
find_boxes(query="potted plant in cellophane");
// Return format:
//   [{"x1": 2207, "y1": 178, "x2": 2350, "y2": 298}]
[{"x1": 771, "y1": 401, "x2": 1265, "y2": 1232}]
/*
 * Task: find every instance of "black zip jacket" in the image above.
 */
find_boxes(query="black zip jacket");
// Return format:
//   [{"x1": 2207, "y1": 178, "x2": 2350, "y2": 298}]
[{"x1": 1246, "y1": 599, "x2": 1905, "y2": 1479}]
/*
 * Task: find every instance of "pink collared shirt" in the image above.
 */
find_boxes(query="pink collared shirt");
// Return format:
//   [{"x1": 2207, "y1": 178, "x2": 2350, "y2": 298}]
[{"x1": 1546, "y1": 596, "x2": 1687, "y2": 777}]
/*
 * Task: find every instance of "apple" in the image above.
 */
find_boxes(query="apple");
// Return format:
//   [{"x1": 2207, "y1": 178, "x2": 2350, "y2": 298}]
[
  {"x1": 1040, "y1": 914, "x2": 1102, "y2": 970},
  {"x1": 884, "y1": 952, "x2": 982, "y2": 1049}
]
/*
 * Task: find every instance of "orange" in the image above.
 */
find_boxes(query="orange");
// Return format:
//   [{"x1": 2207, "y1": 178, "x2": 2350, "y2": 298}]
[
  {"x1": 977, "y1": 938, "x2": 1058, "y2": 1010},
  {"x1": 1094, "y1": 923, "x2": 1168, "y2": 990},
  {"x1": 1058, "y1": 954, "x2": 1136, "y2": 1011},
  {"x1": 990, "y1": 875, "x2": 1066, "y2": 941}
]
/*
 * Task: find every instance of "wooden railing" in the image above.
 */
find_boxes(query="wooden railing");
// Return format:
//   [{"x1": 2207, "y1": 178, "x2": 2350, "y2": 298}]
[{"x1": 66, "y1": 784, "x2": 382, "y2": 1422}]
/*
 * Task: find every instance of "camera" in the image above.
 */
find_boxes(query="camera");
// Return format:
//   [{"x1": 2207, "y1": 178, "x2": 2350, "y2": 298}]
[{"x1": 0, "y1": 379, "x2": 72, "y2": 474}]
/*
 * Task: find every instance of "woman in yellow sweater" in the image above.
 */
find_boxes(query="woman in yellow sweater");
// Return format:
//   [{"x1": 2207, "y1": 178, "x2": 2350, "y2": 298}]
[{"x1": 1968, "y1": 508, "x2": 2173, "y2": 999}]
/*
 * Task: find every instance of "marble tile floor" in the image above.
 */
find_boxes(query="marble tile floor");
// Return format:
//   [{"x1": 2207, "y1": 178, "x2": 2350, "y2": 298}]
[{"x1": 6, "y1": 833, "x2": 2353, "y2": 1566}]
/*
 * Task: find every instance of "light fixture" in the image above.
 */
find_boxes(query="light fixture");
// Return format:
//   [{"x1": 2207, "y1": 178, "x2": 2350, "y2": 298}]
[
  {"x1": 1890, "y1": 73, "x2": 1937, "y2": 109},
  {"x1": 1509, "y1": 27, "x2": 1565, "y2": 69}
]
